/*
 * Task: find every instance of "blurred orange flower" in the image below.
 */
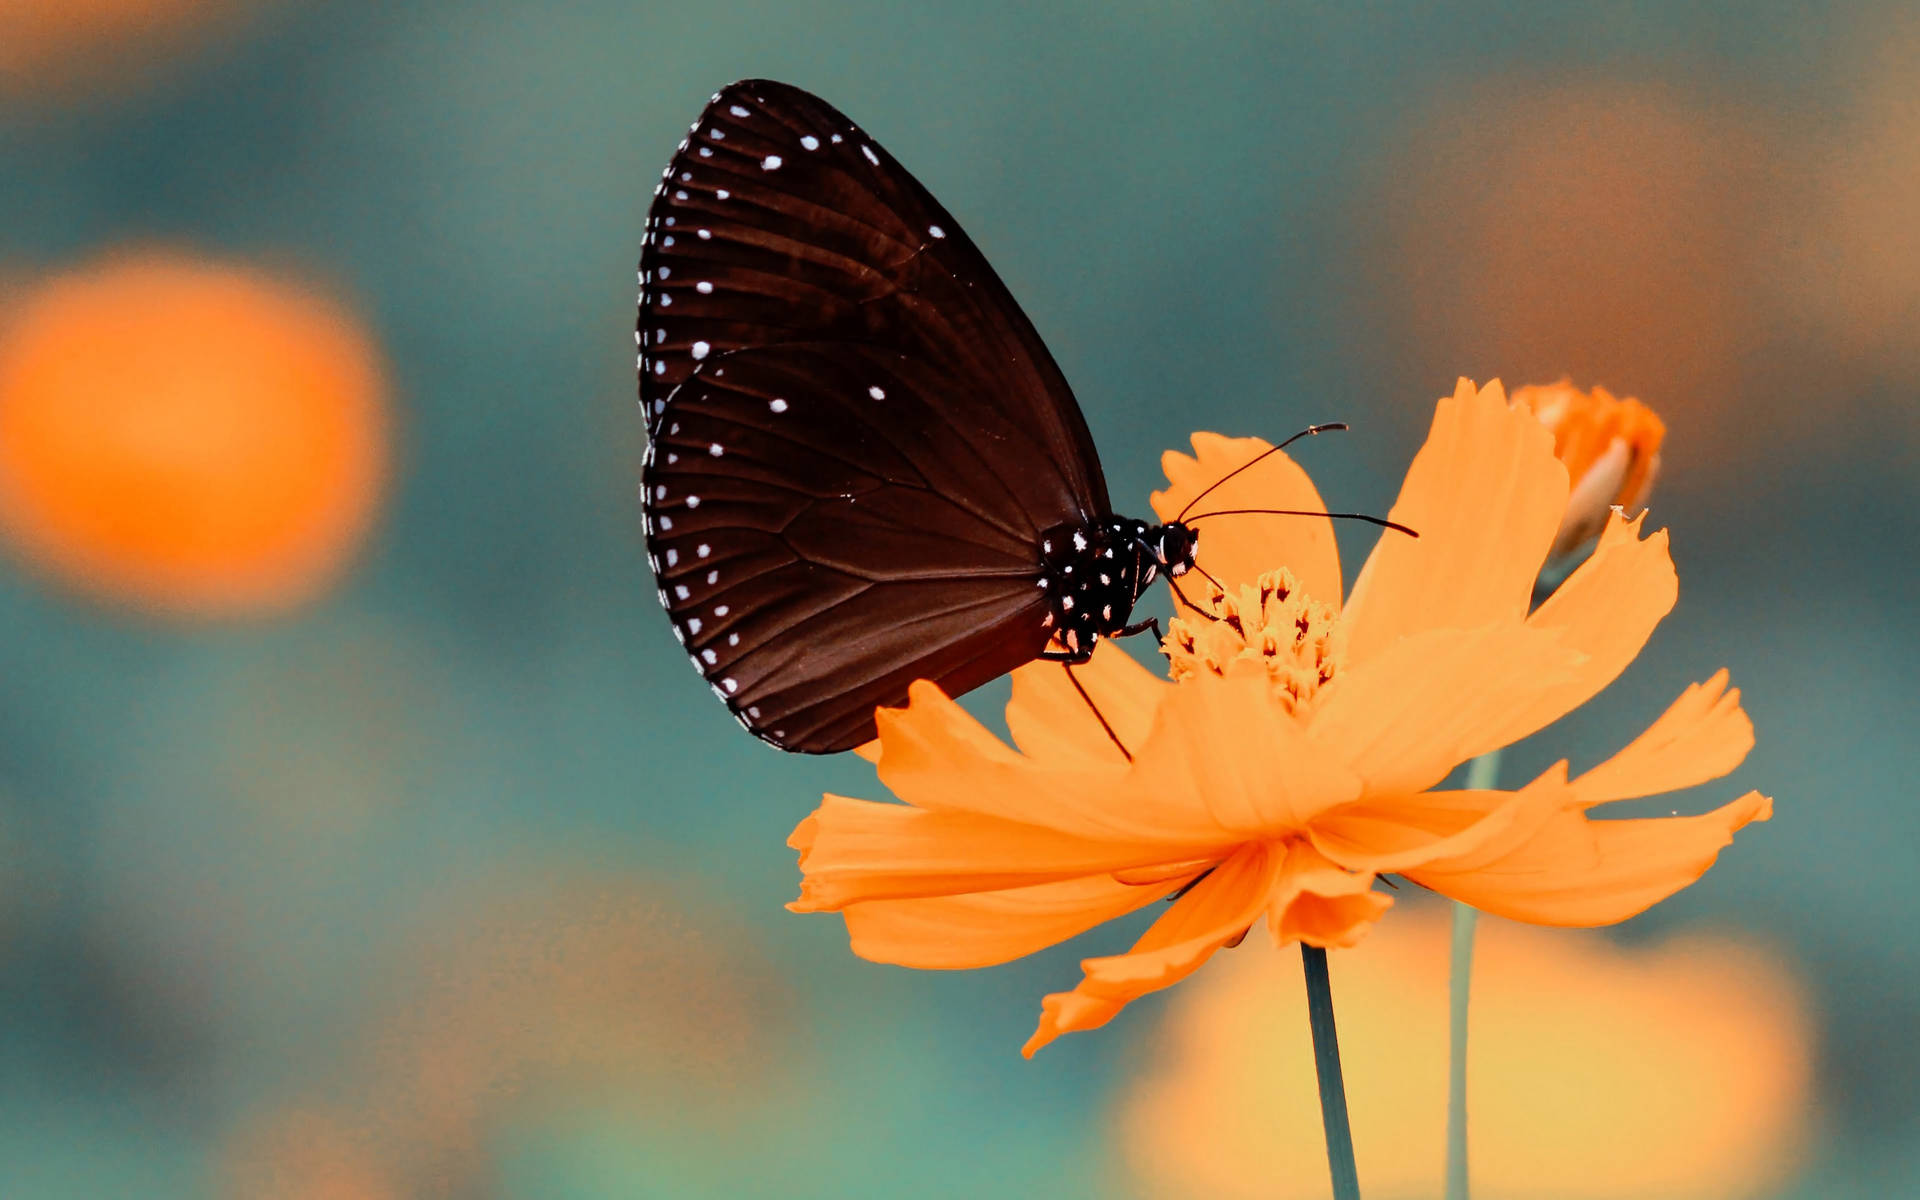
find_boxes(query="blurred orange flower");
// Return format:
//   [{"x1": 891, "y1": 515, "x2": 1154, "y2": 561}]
[
  {"x1": 0, "y1": 251, "x2": 389, "y2": 617},
  {"x1": 790, "y1": 379, "x2": 1769, "y2": 1056},
  {"x1": 1120, "y1": 908, "x2": 1811, "y2": 1200},
  {"x1": 1510, "y1": 379, "x2": 1665, "y2": 564},
  {"x1": 215, "y1": 1108, "x2": 400, "y2": 1200},
  {"x1": 0, "y1": 0, "x2": 262, "y2": 100},
  {"x1": 348, "y1": 869, "x2": 794, "y2": 1191}
]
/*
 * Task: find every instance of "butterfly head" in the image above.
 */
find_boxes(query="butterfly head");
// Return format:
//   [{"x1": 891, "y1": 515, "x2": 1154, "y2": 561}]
[{"x1": 1151, "y1": 521, "x2": 1198, "y2": 578}]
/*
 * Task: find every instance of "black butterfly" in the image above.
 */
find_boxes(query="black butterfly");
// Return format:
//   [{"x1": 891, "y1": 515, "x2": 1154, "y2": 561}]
[{"x1": 639, "y1": 81, "x2": 1341, "y2": 754}]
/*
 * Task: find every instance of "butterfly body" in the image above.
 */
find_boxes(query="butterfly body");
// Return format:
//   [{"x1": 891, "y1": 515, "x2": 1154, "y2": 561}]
[
  {"x1": 1038, "y1": 518, "x2": 1196, "y2": 659},
  {"x1": 638, "y1": 81, "x2": 1190, "y2": 753}
]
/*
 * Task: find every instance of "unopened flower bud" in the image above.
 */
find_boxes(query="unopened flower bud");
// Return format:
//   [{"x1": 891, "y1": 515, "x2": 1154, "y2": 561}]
[{"x1": 1511, "y1": 380, "x2": 1665, "y2": 564}]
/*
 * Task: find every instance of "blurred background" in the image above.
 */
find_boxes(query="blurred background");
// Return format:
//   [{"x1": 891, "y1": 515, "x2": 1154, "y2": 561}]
[{"x1": 1, "y1": 2, "x2": 1913, "y2": 1196}]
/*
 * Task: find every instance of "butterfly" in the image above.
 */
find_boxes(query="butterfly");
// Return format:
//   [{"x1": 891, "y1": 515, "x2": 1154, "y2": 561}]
[{"x1": 637, "y1": 80, "x2": 1355, "y2": 754}]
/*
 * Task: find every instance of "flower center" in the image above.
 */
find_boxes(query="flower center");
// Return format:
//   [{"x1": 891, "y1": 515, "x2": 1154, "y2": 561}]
[{"x1": 1162, "y1": 567, "x2": 1342, "y2": 716}]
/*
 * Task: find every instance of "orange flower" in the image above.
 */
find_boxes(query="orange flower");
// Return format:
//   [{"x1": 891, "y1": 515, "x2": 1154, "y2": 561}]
[
  {"x1": 1510, "y1": 379, "x2": 1666, "y2": 564},
  {"x1": 0, "y1": 0, "x2": 259, "y2": 101},
  {"x1": 0, "y1": 251, "x2": 390, "y2": 618},
  {"x1": 789, "y1": 379, "x2": 1769, "y2": 1056},
  {"x1": 1119, "y1": 910, "x2": 1811, "y2": 1200}
]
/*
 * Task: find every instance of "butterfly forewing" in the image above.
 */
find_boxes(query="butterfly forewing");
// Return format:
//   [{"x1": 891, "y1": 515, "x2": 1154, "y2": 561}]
[
  {"x1": 643, "y1": 341, "x2": 1060, "y2": 752},
  {"x1": 637, "y1": 79, "x2": 1108, "y2": 513}
]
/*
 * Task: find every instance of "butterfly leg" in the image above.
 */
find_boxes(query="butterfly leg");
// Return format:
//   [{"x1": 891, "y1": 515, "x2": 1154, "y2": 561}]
[
  {"x1": 1037, "y1": 647, "x2": 1095, "y2": 664},
  {"x1": 1115, "y1": 616, "x2": 1164, "y2": 643},
  {"x1": 1058, "y1": 660, "x2": 1132, "y2": 763}
]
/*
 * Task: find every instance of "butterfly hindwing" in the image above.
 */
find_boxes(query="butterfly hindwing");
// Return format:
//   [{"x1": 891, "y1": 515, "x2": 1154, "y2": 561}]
[{"x1": 643, "y1": 341, "x2": 1058, "y2": 752}]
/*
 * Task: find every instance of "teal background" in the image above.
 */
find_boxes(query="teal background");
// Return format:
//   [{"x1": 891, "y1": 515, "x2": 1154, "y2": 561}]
[{"x1": 2, "y1": 2, "x2": 1915, "y2": 1196}]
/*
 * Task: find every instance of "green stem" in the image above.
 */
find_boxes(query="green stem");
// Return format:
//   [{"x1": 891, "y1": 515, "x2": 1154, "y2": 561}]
[
  {"x1": 1301, "y1": 944, "x2": 1361, "y2": 1200},
  {"x1": 1446, "y1": 749, "x2": 1502, "y2": 1200}
]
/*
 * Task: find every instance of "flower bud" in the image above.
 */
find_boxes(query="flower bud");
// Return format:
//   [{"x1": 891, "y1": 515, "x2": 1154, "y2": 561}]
[{"x1": 1511, "y1": 380, "x2": 1665, "y2": 564}]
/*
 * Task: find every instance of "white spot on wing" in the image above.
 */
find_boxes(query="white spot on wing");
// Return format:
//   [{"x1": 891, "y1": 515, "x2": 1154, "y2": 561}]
[
  {"x1": 729, "y1": 104, "x2": 749, "y2": 117},
  {"x1": 928, "y1": 224, "x2": 946, "y2": 238},
  {"x1": 868, "y1": 385, "x2": 886, "y2": 400},
  {"x1": 696, "y1": 281, "x2": 713, "y2": 294},
  {"x1": 708, "y1": 442, "x2": 723, "y2": 456},
  {"x1": 861, "y1": 143, "x2": 879, "y2": 165},
  {"x1": 800, "y1": 135, "x2": 819, "y2": 150},
  {"x1": 761, "y1": 154, "x2": 783, "y2": 170},
  {"x1": 769, "y1": 398, "x2": 788, "y2": 413},
  {"x1": 691, "y1": 340, "x2": 710, "y2": 360}
]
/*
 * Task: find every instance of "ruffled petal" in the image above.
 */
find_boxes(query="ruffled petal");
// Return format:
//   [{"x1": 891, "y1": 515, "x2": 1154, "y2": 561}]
[
  {"x1": 1307, "y1": 622, "x2": 1584, "y2": 796},
  {"x1": 1150, "y1": 432, "x2": 1344, "y2": 603},
  {"x1": 841, "y1": 873, "x2": 1184, "y2": 969},
  {"x1": 1005, "y1": 639, "x2": 1169, "y2": 767},
  {"x1": 873, "y1": 681, "x2": 1139, "y2": 839},
  {"x1": 1407, "y1": 791, "x2": 1773, "y2": 927},
  {"x1": 1023, "y1": 841, "x2": 1281, "y2": 1056},
  {"x1": 1308, "y1": 765, "x2": 1574, "y2": 875},
  {"x1": 1342, "y1": 379, "x2": 1568, "y2": 666},
  {"x1": 789, "y1": 793, "x2": 1199, "y2": 911},
  {"x1": 1264, "y1": 841, "x2": 1394, "y2": 948},
  {"x1": 1117, "y1": 662, "x2": 1364, "y2": 840},
  {"x1": 1463, "y1": 510, "x2": 1679, "y2": 751},
  {"x1": 1571, "y1": 669, "x2": 1754, "y2": 807}
]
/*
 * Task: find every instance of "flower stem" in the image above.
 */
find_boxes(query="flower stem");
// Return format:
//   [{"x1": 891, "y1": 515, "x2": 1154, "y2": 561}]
[
  {"x1": 1446, "y1": 748, "x2": 1502, "y2": 1200},
  {"x1": 1301, "y1": 943, "x2": 1361, "y2": 1200}
]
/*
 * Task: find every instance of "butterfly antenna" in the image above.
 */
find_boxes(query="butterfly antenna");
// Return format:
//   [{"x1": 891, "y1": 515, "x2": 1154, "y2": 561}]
[
  {"x1": 1063, "y1": 662, "x2": 1131, "y2": 762},
  {"x1": 1188, "y1": 561, "x2": 1228, "y2": 595},
  {"x1": 1186, "y1": 507, "x2": 1419, "y2": 538},
  {"x1": 1174, "y1": 423, "x2": 1349, "y2": 522}
]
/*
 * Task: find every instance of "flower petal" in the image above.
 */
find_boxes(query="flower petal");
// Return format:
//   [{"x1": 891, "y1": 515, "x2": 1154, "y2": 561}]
[
  {"x1": 1265, "y1": 841, "x2": 1394, "y2": 948},
  {"x1": 1023, "y1": 841, "x2": 1282, "y2": 1056},
  {"x1": 1465, "y1": 510, "x2": 1679, "y2": 750},
  {"x1": 873, "y1": 680, "x2": 1142, "y2": 839},
  {"x1": 1005, "y1": 639, "x2": 1169, "y2": 767},
  {"x1": 1342, "y1": 379, "x2": 1568, "y2": 666},
  {"x1": 1407, "y1": 791, "x2": 1773, "y2": 927},
  {"x1": 1118, "y1": 662, "x2": 1364, "y2": 840},
  {"x1": 841, "y1": 873, "x2": 1182, "y2": 969},
  {"x1": 1308, "y1": 622, "x2": 1585, "y2": 796},
  {"x1": 1308, "y1": 765, "x2": 1574, "y2": 875},
  {"x1": 789, "y1": 794, "x2": 1189, "y2": 911},
  {"x1": 1150, "y1": 432, "x2": 1343, "y2": 603},
  {"x1": 1572, "y1": 669, "x2": 1755, "y2": 807}
]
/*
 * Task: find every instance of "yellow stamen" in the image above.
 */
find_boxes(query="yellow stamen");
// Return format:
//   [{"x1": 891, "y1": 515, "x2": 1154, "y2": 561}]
[{"x1": 1163, "y1": 568, "x2": 1342, "y2": 716}]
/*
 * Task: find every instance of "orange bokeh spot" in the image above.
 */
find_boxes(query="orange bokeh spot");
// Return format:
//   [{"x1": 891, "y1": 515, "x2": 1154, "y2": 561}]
[
  {"x1": 215, "y1": 1108, "x2": 400, "y2": 1200},
  {"x1": 0, "y1": 251, "x2": 389, "y2": 617},
  {"x1": 0, "y1": 0, "x2": 260, "y2": 100},
  {"x1": 346, "y1": 869, "x2": 794, "y2": 1191},
  {"x1": 1119, "y1": 907, "x2": 1811, "y2": 1200},
  {"x1": 1356, "y1": 80, "x2": 1779, "y2": 430}
]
